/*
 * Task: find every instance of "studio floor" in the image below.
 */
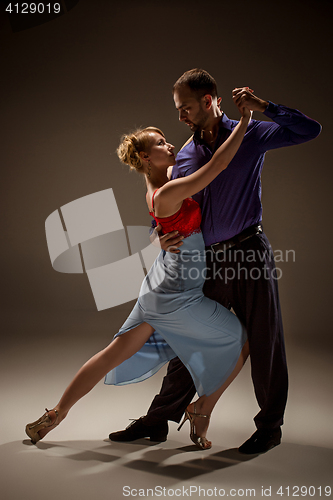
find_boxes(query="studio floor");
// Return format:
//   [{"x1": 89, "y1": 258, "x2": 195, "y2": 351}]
[{"x1": 1, "y1": 308, "x2": 332, "y2": 500}]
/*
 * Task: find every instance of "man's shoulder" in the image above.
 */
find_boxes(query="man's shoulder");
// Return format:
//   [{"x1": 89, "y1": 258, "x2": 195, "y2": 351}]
[
  {"x1": 224, "y1": 113, "x2": 265, "y2": 132},
  {"x1": 179, "y1": 135, "x2": 194, "y2": 152},
  {"x1": 172, "y1": 137, "x2": 198, "y2": 178},
  {"x1": 176, "y1": 135, "x2": 197, "y2": 162}
]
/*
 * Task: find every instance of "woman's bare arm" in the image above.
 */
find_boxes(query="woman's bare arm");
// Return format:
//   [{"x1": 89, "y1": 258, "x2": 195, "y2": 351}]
[{"x1": 154, "y1": 109, "x2": 251, "y2": 216}]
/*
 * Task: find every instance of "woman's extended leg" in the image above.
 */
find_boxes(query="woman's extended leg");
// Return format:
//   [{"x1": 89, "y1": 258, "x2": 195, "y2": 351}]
[
  {"x1": 180, "y1": 340, "x2": 249, "y2": 449},
  {"x1": 27, "y1": 322, "x2": 155, "y2": 442}
]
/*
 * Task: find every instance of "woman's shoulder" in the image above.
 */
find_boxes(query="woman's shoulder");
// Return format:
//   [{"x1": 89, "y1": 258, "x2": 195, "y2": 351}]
[{"x1": 153, "y1": 187, "x2": 183, "y2": 218}]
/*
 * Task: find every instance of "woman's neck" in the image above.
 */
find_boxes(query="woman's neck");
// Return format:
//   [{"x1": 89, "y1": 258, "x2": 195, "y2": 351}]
[
  {"x1": 145, "y1": 172, "x2": 169, "y2": 192},
  {"x1": 145, "y1": 173, "x2": 169, "y2": 213}
]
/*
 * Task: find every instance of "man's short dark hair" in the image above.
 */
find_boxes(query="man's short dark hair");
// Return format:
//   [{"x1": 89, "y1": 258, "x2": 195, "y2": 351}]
[{"x1": 173, "y1": 68, "x2": 218, "y2": 99}]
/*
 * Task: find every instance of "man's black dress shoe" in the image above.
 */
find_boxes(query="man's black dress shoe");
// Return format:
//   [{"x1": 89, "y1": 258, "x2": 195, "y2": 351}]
[
  {"x1": 109, "y1": 417, "x2": 168, "y2": 442},
  {"x1": 238, "y1": 428, "x2": 282, "y2": 454}
]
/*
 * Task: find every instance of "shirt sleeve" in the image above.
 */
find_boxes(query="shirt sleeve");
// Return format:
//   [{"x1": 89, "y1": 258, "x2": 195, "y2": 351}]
[
  {"x1": 172, "y1": 155, "x2": 193, "y2": 179},
  {"x1": 171, "y1": 139, "x2": 204, "y2": 180},
  {"x1": 254, "y1": 101, "x2": 322, "y2": 153}
]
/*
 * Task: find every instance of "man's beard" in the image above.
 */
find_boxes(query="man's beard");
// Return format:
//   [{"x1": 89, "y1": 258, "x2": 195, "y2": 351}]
[{"x1": 189, "y1": 109, "x2": 208, "y2": 133}]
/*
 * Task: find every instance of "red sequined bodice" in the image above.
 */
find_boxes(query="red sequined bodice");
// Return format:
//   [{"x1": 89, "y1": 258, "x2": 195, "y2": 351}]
[{"x1": 149, "y1": 189, "x2": 202, "y2": 238}]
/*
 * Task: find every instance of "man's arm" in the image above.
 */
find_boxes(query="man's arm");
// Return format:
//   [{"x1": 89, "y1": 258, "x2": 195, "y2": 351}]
[
  {"x1": 149, "y1": 221, "x2": 184, "y2": 253},
  {"x1": 263, "y1": 101, "x2": 321, "y2": 141},
  {"x1": 232, "y1": 87, "x2": 322, "y2": 151}
]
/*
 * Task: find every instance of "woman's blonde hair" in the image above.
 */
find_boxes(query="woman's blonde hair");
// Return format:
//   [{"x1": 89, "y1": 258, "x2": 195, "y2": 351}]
[{"x1": 117, "y1": 126, "x2": 165, "y2": 173}]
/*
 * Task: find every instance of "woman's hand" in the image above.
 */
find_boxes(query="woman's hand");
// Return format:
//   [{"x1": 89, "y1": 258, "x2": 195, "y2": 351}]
[{"x1": 240, "y1": 105, "x2": 252, "y2": 122}]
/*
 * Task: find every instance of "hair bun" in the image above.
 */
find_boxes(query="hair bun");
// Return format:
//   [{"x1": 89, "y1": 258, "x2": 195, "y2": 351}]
[{"x1": 116, "y1": 134, "x2": 142, "y2": 172}]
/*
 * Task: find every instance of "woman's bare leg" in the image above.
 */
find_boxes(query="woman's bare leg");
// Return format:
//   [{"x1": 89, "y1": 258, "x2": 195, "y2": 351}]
[
  {"x1": 37, "y1": 322, "x2": 155, "y2": 440},
  {"x1": 185, "y1": 340, "x2": 249, "y2": 447}
]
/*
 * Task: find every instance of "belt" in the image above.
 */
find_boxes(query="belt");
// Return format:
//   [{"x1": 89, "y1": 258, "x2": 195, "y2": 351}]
[{"x1": 208, "y1": 224, "x2": 263, "y2": 253}]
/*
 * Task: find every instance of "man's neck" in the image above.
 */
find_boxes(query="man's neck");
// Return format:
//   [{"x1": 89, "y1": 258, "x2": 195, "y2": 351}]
[{"x1": 200, "y1": 113, "x2": 223, "y2": 146}]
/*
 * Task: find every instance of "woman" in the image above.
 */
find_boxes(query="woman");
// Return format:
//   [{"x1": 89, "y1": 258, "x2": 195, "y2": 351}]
[{"x1": 26, "y1": 104, "x2": 251, "y2": 450}]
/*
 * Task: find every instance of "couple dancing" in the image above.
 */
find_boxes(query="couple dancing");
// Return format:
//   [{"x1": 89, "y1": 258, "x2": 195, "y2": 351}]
[{"x1": 26, "y1": 69, "x2": 321, "y2": 453}]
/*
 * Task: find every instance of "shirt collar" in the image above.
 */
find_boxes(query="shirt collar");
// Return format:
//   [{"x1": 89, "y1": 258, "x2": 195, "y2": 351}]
[{"x1": 193, "y1": 112, "x2": 233, "y2": 145}]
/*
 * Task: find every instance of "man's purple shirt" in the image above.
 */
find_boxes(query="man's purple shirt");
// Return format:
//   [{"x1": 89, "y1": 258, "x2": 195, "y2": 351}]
[{"x1": 171, "y1": 101, "x2": 321, "y2": 246}]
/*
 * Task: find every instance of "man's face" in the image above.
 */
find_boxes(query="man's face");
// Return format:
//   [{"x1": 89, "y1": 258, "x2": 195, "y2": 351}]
[{"x1": 173, "y1": 86, "x2": 209, "y2": 132}]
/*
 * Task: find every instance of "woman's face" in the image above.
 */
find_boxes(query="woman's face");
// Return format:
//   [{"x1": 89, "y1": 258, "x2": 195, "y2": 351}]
[{"x1": 147, "y1": 132, "x2": 176, "y2": 169}]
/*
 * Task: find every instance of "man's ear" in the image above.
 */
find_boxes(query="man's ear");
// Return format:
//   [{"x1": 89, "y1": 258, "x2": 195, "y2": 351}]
[
  {"x1": 217, "y1": 97, "x2": 222, "y2": 109},
  {"x1": 203, "y1": 94, "x2": 213, "y2": 109}
]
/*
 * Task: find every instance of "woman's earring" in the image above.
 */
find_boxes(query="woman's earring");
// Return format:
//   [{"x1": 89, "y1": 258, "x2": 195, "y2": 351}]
[{"x1": 147, "y1": 160, "x2": 151, "y2": 178}]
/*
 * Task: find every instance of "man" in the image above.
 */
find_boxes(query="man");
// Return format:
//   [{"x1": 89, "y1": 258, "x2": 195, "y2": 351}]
[{"x1": 109, "y1": 69, "x2": 321, "y2": 454}]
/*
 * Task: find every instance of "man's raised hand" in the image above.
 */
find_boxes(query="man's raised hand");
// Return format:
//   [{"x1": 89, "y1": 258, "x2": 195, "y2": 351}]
[{"x1": 232, "y1": 87, "x2": 268, "y2": 113}]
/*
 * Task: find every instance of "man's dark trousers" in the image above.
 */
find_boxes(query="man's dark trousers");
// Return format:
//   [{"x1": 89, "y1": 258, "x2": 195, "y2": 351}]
[{"x1": 144, "y1": 231, "x2": 288, "y2": 431}]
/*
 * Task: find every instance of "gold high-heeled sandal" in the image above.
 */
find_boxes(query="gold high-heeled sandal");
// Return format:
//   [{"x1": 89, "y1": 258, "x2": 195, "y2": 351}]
[
  {"x1": 177, "y1": 402, "x2": 212, "y2": 450},
  {"x1": 25, "y1": 408, "x2": 59, "y2": 444}
]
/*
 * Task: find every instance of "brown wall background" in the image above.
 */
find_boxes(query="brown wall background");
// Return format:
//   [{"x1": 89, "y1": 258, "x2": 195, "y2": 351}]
[{"x1": 1, "y1": 0, "x2": 332, "y2": 353}]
